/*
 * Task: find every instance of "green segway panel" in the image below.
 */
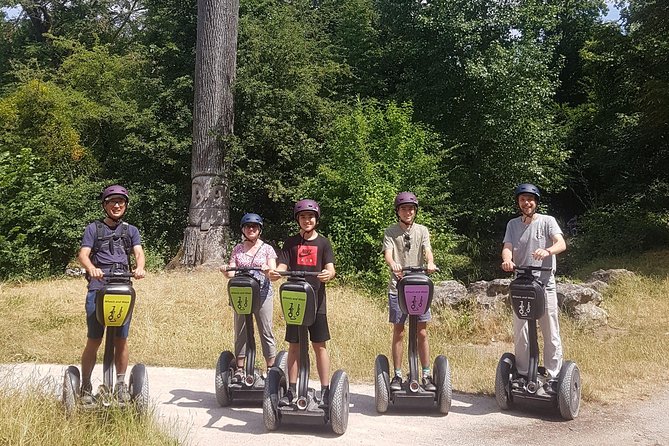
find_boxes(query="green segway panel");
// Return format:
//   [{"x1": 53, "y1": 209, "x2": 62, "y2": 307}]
[
  {"x1": 280, "y1": 279, "x2": 316, "y2": 326},
  {"x1": 228, "y1": 275, "x2": 261, "y2": 315},
  {"x1": 397, "y1": 273, "x2": 434, "y2": 316},
  {"x1": 509, "y1": 274, "x2": 546, "y2": 320},
  {"x1": 95, "y1": 282, "x2": 136, "y2": 327}
]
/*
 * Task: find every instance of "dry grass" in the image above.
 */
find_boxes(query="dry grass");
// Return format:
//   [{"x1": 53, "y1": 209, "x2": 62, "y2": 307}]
[
  {"x1": 2, "y1": 261, "x2": 669, "y2": 406},
  {"x1": 0, "y1": 371, "x2": 179, "y2": 446}
]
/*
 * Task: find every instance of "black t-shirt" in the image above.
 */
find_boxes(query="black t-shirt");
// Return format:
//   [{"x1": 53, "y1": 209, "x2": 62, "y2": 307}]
[{"x1": 277, "y1": 233, "x2": 335, "y2": 314}]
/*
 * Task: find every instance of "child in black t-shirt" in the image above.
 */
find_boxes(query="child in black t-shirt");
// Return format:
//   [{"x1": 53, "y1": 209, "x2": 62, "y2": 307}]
[{"x1": 269, "y1": 199, "x2": 335, "y2": 407}]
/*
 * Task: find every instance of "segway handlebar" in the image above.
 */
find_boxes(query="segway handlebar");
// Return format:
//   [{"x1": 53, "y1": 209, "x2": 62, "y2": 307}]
[
  {"x1": 102, "y1": 271, "x2": 134, "y2": 278},
  {"x1": 67, "y1": 268, "x2": 134, "y2": 278},
  {"x1": 400, "y1": 266, "x2": 440, "y2": 273},
  {"x1": 225, "y1": 266, "x2": 264, "y2": 272},
  {"x1": 275, "y1": 270, "x2": 323, "y2": 278},
  {"x1": 514, "y1": 265, "x2": 552, "y2": 272}
]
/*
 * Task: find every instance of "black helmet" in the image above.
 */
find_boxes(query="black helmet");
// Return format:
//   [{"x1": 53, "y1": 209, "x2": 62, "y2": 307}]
[
  {"x1": 240, "y1": 213, "x2": 263, "y2": 229},
  {"x1": 514, "y1": 183, "x2": 541, "y2": 200}
]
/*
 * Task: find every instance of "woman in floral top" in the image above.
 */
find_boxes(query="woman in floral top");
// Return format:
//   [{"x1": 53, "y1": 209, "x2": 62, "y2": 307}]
[{"x1": 222, "y1": 213, "x2": 278, "y2": 382}]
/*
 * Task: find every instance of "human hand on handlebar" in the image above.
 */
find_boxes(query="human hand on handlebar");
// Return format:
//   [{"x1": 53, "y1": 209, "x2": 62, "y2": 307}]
[
  {"x1": 317, "y1": 269, "x2": 333, "y2": 283},
  {"x1": 133, "y1": 267, "x2": 146, "y2": 279},
  {"x1": 501, "y1": 260, "x2": 515, "y2": 272}
]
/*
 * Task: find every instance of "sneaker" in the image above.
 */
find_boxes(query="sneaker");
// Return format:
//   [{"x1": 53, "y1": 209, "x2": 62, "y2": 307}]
[
  {"x1": 232, "y1": 368, "x2": 244, "y2": 384},
  {"x1": 318, "y1": 388, "x2": 330, "y2": 409},
  {"x1": 422, "y1": 375, "x2": 437, "y2": 392},
  {"x1": 545, "y1": 378, "x2": 558, "y2": 395},
  {"x1": 254, "y1": 373, "x2": 265, "y2": 388},
  {"x1": 390, "y1": 375, "x2": 402, "y2": 391},
  {"x1": 80, "y1": 383, "x2": 94, "y2": 405},
  {"x1": 278, "y1": 389, "x2": 294, "y2": 407},
  {"x1": 511, "y1": 376, "x2": 527, "y2": 390},
  {"x1": 114, "y1": 382, "x2": 131, "y2": 403}
]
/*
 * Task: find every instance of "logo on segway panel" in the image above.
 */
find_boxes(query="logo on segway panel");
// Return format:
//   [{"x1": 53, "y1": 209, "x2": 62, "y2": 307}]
[
  {"x1": 281, "y1": 291, "x2": 307, "y2": 325},
  {"x1": 518, "y1": 300, "x2": 531, "y2": 318},
  {"x1": 229, "y1": 286, "x2": 252, "y2": 315},
  {"x1": 403, "y1": 285, "x2": 430, "y2": 315},
  {"x1": 102, "y1": 294, "x2": 132, "y2": 326}
]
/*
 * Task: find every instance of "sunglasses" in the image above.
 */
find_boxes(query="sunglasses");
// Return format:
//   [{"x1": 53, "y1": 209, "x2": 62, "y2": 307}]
[{"x1": 404, "y1": 232, "x2": 411, "y2": 251}]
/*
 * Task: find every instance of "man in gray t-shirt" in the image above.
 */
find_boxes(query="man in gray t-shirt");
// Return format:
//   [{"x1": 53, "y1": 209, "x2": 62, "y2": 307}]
[{"x1": 501, "y1": 183, "x2": 566, "y2": 383}]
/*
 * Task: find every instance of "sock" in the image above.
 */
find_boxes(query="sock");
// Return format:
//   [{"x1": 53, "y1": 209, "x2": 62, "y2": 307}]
[
  {"x1": 116, "y1": 373, "x2": 125, "y2": 384},
  {"x1": 394, "y1": 369, "x2": 403, "y2": 378},
  {"x1": 289, "y1": 383, "x2": 297, "y2": 394},
  {"x1": 422, "y1": 367, "x2": 430, "y2": 378},
  {"x1": 321, "y1": 385, "x2": 329, "y2": 394}
]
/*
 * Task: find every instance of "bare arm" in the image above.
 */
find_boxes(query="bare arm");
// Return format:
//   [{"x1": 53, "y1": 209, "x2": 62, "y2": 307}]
[
  {"x1": 132, "y1": 245, "x2": 146, "y2": 279},
  {"x1": 501, "y1": 242, "x2": 515, "y2": 272}
]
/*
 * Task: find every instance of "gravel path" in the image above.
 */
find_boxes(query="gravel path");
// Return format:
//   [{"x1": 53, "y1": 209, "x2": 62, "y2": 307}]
[{"x1": 2, "y1": 363, "x2": 668, "y2": 446}]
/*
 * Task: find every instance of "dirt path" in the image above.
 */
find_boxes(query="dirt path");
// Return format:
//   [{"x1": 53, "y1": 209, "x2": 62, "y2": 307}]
[{"x1": 2, "y1": 363, "x2": 668, "y2": 445}]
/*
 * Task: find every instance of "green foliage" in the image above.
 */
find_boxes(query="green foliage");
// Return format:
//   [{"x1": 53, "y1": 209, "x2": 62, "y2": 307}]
[
  {"x1": 307, "y1": 99, "x2": 462, "y2": 284},
  {"x1": 568, "y1": 204, "x2": 669, "y2": 268},
  {"x1": 0, "y1": 149, "x2": 102, "y2": 280}
]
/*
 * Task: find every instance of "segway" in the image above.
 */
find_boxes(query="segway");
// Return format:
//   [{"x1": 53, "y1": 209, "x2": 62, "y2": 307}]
[
  {"x1": 495, "y1": 265, "x2": 581, "y2": 420},
  {"x1": 374, "y1": 266, "x2": 452, "y2": 414},
  {"x1": 215, "y1": 267, "x2": 287, "y2": 406},
  {"x1": 62, "y1": 270, "x2": 149, "y2": 416},
  {"x1": 263, "y1": 270, "x2": 349, "y2": 435}
]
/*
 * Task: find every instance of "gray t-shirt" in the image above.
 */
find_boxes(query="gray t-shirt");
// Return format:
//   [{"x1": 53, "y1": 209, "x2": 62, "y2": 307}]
[
  {"x1": 503, "y1": 214, "x2": 563, "y2": 283},
  {"x1": 383, "y1": 222, "x2": 432, "y2": 294}
]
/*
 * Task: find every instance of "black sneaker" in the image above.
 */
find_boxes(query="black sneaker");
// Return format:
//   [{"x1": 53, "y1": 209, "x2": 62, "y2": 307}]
[
  {"x1": 278, "y1": 389, "x2": 294, "y2": 407},
  {"x1": 232, "y1": 368, "x2": 244, "y2": 384},
  {"x1": 545, "y1": 378, "x2": 558, "y2": 395},
  {"x1": 81, "y1": 383, "x2": 94, "y2": 405},
  {"x1": 319, "y1": 388, "x2": 330, "y2": 409},
  {"x1": 114, "y1": 382, "x2": 131, "y2": 403},
  {"x1": 390, "y1": 375, "x2": 402, "y2": 391},
  {"x1": 422, "y1": 375, "x2": 437, "y2": 392}
]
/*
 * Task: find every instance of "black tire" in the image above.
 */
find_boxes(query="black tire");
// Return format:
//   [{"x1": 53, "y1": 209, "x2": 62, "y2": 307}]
[
  {"x1": 263, "y1": 368, "x2": 284, "y2": 431},
  {"x1": 62, "y1": 366, "x2": 80, "y2": 417},
  {"x1": 495, "y1": 353, "x2": 515, "y2": 411},
  {"x1": 374, "y1": 355, "x2": 390, "y2": 413},
  {"x1": 557, "y1": 361, "x2": 581, "y2": 420},
  {"x1": 129, "y1": 363, "x2": 150, "y2": 415},
  {"x1": 329, "y1": 369, "x2": 349, "y2": 435},
  {"x1": 433, "y1": 355, "x2": 452, "y2": 414},
  {"x1": 275, "y1": 350, "x2": 288, "y2": 379},
  {"x1": 215, "y1": 351, "x2": 235, "y2": 407}
]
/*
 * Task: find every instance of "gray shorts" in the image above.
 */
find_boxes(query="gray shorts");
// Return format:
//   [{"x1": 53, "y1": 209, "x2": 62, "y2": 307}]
[{"x1": 388, "y1": 292, "x2": 431, "y2": 324}]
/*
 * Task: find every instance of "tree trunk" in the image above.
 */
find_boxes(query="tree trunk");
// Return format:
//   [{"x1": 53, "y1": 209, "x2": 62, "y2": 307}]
[{"x1": 181, "y1": 0, "x2": 239, "y2": 268}]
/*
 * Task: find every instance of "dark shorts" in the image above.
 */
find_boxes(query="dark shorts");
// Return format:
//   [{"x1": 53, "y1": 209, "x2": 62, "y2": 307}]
[
  {"x1": 285, "y1": 313, "x2": 331, "y2": 343},
  {"x1": 86, "y1": 289, "x2": 131, "y2": 339},
  {"x1": 388, "y1": 292, "x2": 431, "y2": 324}
]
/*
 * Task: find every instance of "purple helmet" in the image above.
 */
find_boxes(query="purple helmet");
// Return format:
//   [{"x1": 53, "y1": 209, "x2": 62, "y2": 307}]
[
  {"x1": 240, "y1": 213, "x2": 263, "y2": 229},
  {"x1": 514, "y1": 183, "x2": 541, "y2": 200},
  {"x1": 293, "y1": 199, "x2": 320, "y2": 220},
  {"x1": 101, "y1": 185, "x2": 129, "y2": 203},
  {"x1": 394, "y1": 192, "x2": 418, "y2": 210}
]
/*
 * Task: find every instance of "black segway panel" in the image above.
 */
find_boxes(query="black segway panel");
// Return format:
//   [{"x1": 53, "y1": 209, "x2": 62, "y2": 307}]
[
  {"x1": 509, "y1": 275, "x2": 545, "y2": 320},
  {"x1": 228, "y1": 275, "x2": 261, "y2": 315},
  {"x1": 95, "y1": 282, "x2": 136, "y2": 327},
  {"x1": 279, "y1": 279, "x2": 317, "y2": 326},
  {"x1": 397, "y1": 273, "x2": 433, "y2": 316}
]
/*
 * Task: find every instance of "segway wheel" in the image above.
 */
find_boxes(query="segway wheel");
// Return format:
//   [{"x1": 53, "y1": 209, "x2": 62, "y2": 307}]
[
  {"x1": 62, "y1": 366, "x2": 80, "y2": 417},
  {"x1": 263, "y1": 368, "x2": 283, "y2": 431},
  {"x1": 275, "y1": 350, "x2": 288, "y2": 379},
  {"x1": 374, "y1": 354, "x2": 390, "y2": 413},
  {"x1": 557, "y1": 361, "x2": 581, "y2": 420},
  {"x1": 495, "y1": 353, "x2": 515, "y2": 410},
  {"x1": 329, "y1": 369, "x2": 350, "y2": 435},
  {"x1": 129, "y1": 363, "x2": 150, "y2": 415},
  {"x1": 433, "y1": 355, "x2": 452, "y2": 414},
  {"x1": 215, "y1": 351, "x2": 235, "y2": 407}
]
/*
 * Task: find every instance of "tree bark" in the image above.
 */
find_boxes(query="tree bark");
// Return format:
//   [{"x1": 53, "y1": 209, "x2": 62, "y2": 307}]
[{"x1": 180, "y1": 0, "x2": 239, "y2": 268}]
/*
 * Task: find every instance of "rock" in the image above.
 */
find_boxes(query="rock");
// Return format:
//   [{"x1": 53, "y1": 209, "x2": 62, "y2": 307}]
[
  {"x1": 487, "y1": 278, "x2": 511, "y2": 296},
  {"x1": 570, "y1": 302, "x2": 608, "y2": 325},
  {"x1": 467, "y1": 280, "x2": 488, "y2": 296},
  {"x1": 433, "y1": 280, "x2": 468, "y2": 307},
  {"x1": 557, "y1": 283, "x2": 603, "y2": 310},
  {"x1": 581, "y1": 279, "x2": 609, "y2": 293},
  {"x1": 588, "y1": 269, "x2": 635, "y2": 284},
  {"x1": 466, "y1": 279, "x2": 510, "y2": 310}
]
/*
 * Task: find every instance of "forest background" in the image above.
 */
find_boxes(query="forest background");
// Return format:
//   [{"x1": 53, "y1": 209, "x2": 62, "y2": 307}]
[{"x1": 1, "y1": 0, "x2": 667, "y2": 286}]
